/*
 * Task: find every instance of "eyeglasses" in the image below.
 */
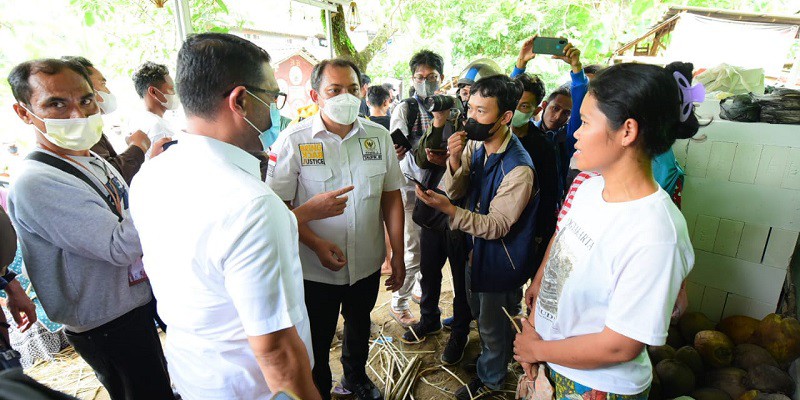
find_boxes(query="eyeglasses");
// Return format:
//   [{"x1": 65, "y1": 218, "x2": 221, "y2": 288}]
[
  {"x1": 247, "y1": 86, "x2": 287, "y2": 110},
  {"x1": 412, "y1": 73, "x2": 441, "y2": 83},
  {"x1": 223, "y1": 85, "x2": 287, "y2": 110}
]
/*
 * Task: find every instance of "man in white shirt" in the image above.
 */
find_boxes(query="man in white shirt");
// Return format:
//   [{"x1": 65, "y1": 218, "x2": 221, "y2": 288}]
[
  {"x1": 268, "y1": 59, "x2": 406, "y2": 400},
  {"x1": 131, "y1": 61, "x2": 179, "y2": 156},
  {"x1": 130, "y1": 33, "x2": 327, "y2": 400}
]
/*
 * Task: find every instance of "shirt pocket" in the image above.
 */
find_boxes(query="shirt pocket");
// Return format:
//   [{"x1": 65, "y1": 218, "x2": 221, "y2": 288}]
[
  {"x1": 300, "y1": 166, "x2": 333, "y2": 194},
  {"x1": 364, "y1": 164, "x2": 387, "y2": 199}
]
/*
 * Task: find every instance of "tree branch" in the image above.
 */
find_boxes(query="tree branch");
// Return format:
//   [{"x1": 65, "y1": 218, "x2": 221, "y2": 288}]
[{"x1": 358, "y1": 23, "x2": 399, "y2": 69}]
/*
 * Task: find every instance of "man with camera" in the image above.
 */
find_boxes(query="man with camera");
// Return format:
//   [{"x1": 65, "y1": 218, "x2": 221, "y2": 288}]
[{"x1": 387, "y1": 50, "x2": 446, "y2": 327}]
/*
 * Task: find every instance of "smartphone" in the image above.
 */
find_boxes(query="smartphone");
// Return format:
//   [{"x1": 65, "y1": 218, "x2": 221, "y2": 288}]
[
  {"x1": 390, "y1": 129, "x2": 413, "y2": 151},
  {"x1": 427, "y1": 148, "x2": 447, "y2": 155},
  {"x1": 162, "y1": 140, "x2": 178, "y2": 151},
  {"x1": 533, "y1": 37, "x2": 568, "y2": 56},
  {"x1": 404, "y1": 173, "x2": 425, "y2": 189}
]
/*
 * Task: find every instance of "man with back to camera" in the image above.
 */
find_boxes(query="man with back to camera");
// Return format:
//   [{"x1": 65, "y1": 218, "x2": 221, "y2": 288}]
[
  {"x1": 62, "y1": 56, "x2": 157, "y2": 184},
  {"x1": 7, "y1": 58, "x2": 173, "y2": 399},
  {"x1": 366, "y1": 85, "x2": 392, "y2": 131},
  {"x1": 268, "y1": 58, "x2": 406, "y2": 400},
  {"x1": 129, "y1": 33, "x2": 358, "y2": 400}
]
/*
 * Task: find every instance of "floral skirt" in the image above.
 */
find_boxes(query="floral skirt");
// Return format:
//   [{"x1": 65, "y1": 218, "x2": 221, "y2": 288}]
[{"x1": 549, "y1": 368, "x2": 650, "y2": 400}]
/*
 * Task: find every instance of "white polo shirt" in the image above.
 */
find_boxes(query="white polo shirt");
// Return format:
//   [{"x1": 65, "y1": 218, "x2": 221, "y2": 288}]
[
  {"x1": 129, "y1": 132, "x2": 312, "y2": 400},
  {"x1": 267, "y1": 114, "x2": 404, "y2": 286}
]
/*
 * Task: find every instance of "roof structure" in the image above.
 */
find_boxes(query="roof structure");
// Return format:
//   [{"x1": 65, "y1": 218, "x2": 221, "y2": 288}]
[{"x1": 614, "y1": 6, "x2": 800, "y2": 57}]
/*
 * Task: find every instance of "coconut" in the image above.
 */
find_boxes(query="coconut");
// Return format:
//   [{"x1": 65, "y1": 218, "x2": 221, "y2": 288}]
[
  {"x1": 707, "y1": 367, "x2": 748, "y2": 400},
  {"x1": 748, "y1": 314, "x2": 800, "y2": 367},
  {"x1": 744, "y1": 364, "x2": 795, "y2": 396},
  {"x1": 695, "y1": 330, "x2": 735, "y2": 368},
  {"x1": 717, "y1": 315, "x2": 760, "y2": 345},
  {"x1": 732, "y1": 344, "x2": 779, "y2": 371},
  {"x1": 656, "y1": 359, "x2": 696, "y2": 397}
]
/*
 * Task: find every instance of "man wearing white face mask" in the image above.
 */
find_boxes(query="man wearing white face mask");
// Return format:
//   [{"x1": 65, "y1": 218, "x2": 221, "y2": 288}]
[
  {"x1": 131, "y1": 61, "x2": 179, "y2": 157},
  {"x1": 268, "y1": 58, "x2": 406, "y2": 400},
  {"x1": 386, "y1": 50, "x2": 446, "y2": 327},
  {"x1": 62, "y1": 56, "x2": 154, "y2": 185},
  {"x1": 6, "y1": 58, "x2": 173, "y2": 399}
]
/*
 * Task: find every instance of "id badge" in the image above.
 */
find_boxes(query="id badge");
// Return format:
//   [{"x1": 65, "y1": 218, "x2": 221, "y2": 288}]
[{"x1": 128, "y1": 257, "x2": 148, "y2": 286}]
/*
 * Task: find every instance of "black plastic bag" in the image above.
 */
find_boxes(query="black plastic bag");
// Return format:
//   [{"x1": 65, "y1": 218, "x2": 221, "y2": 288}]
[
  {"x1": 757, "y1": 88, "x2": 800, "y2": 125},
  {"x1": 720, "y1": 93, "x2": 760, "y2": 122}
]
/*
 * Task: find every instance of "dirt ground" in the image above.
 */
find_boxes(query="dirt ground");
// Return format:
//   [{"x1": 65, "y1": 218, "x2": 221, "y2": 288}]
[{"x1": 26, "y1": 263, "x2": 523, "y2": 399}]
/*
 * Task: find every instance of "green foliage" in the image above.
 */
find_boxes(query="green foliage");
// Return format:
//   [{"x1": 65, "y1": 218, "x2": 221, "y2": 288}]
[
  {"x1": 65, "y1": 0, "x2": 238, "y2": 78},
  {"x1": 366, "y1": 0, "x2": 799, "y2": 92}
]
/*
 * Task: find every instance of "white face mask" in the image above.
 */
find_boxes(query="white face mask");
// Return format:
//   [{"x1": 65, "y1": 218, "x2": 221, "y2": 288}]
[
  {"x1": 96, "y1": 90, "x2": 118, "y2": 114},
  {"x1": 321, "y1": 93, "x2": 361, "y2": 125},
  {"x1": 23, "y1": 106, "x2": 104, "y2": 151},
  {"x1": 153, "y1": 87, "x2": 179, "y2": 111}
]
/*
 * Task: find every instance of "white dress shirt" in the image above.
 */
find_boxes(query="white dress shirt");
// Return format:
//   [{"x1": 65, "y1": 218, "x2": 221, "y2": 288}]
[
  {"x1": 129, "y1": 132, "x2": 312, "y2": 400},
  {"x1": 267, "y1": 114, "x2": 404, "y2": 285}
]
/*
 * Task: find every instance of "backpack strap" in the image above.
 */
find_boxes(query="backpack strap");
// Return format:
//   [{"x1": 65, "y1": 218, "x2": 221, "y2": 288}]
[
  {"x1": 26, "y1": 152, "x2": 123, "y2": 222},
  {"x1": 402, "y1": 97, "x2": 420, "y2": 136}
]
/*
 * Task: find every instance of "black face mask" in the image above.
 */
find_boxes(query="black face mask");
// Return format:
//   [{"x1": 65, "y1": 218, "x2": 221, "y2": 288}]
[{"x1": 464, "y1": 117, "x2": 500, "y2": 141}]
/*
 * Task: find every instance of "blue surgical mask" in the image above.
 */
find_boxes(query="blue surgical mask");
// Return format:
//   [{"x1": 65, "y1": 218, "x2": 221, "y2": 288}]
[
  {"x1": 243, "y1": 90, "x2": 281, "y2": 150},
  {"x1": 260, "y1": 103, "x2": 282, "y2": 150}
]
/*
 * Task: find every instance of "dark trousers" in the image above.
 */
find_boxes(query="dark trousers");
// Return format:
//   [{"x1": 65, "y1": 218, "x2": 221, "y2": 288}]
[
  {"x1": 65, "y1": 304, "x2": 173, "y2": 400},
  {"x1": 304, "y1": 271, "x2": 381, "y2": 400},
  {"x1": 418, "y1": 227, "x2": 472, "y2": 338},
  {"x1": 147, "y1": 296, "x2": 168, "y2": 332}
]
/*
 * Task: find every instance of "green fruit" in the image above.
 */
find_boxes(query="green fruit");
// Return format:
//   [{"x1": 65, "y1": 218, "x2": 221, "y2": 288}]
[
  {"x1": 655, "y1": 359, "x2": 696, "y2": 398},
  {"x1": 691, "y1": 388, "x2": 732, "y2": 400},
  {"x1": 676, "y1": 346, "x2": 705, "y2": 378},
  {"x1": 648, "y1": 345, "x2": 677, "y2": 366}
]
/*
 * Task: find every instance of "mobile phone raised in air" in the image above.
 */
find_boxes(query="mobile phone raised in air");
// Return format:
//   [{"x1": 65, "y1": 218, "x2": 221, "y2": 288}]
[{"x1": 533, "y1": 37, "x2": 568, "y2": 56}]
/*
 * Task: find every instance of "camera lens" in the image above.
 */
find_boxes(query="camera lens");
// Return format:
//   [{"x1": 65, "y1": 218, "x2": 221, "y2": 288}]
[{"x1": 424, "y1": 95, "x2": 455, "y2": 112}]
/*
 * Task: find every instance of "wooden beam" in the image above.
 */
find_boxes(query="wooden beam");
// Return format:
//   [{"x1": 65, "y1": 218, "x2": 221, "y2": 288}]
[{"x1": 615, "y1": 14, "x2": 682, "y2": 56}]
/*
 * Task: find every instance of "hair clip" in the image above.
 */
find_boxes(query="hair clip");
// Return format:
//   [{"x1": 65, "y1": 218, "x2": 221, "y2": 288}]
[{"x1": 673, "y1": 71, "x2": 705, "y2": 122}]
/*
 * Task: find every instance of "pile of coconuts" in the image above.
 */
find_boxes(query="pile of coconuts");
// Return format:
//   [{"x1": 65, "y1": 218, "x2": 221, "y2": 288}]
[{"x1": 648, "y1": 312, "x2": 800, "y2": 400}]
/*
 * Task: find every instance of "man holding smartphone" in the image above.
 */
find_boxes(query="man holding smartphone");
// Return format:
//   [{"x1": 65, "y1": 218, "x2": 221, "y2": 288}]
[{"x1": 511, "y1": 37, "x2": 588, "y2": 197}]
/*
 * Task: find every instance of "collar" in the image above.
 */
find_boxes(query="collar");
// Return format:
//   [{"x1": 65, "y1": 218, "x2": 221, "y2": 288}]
[
  {"x1": 496, "y1": 128, "x2": 512, "y2": 154},
  {"x1": 311, "y1": 113, "x2": 363, "y2": 141},
  {"x1": 176, "y1": 132, "x2": 261, "y2": 179},
  {"x1": 477, "y1": 128, "x2": 513, "y2": 155}
]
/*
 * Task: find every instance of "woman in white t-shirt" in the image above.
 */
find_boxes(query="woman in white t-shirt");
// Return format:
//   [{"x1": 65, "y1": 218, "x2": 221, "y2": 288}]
[{"x1": 513, "y1": 62, "x2": 703, "y2": 398}]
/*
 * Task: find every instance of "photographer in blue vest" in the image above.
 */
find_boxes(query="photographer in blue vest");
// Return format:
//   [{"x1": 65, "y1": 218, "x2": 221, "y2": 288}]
[{"x1": 416, "y1": 74, "x2": 538, "y2": 399}]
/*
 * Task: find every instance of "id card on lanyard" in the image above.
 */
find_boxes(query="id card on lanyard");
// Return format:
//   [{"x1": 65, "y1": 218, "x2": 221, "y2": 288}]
[{"x1": 128, "y1": 257, "x2": 148, "y2": 286}]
